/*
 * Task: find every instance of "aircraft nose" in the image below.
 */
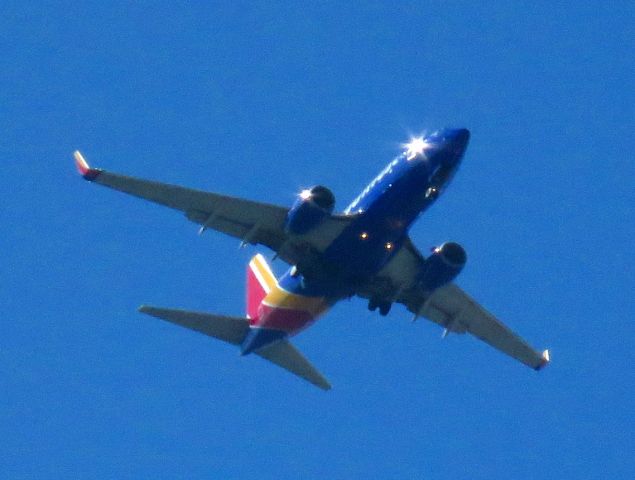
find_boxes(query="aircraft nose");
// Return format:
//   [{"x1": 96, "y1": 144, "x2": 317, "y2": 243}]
[{"x1": 444, "y1": 128, "x2": 470, "y2": 153}]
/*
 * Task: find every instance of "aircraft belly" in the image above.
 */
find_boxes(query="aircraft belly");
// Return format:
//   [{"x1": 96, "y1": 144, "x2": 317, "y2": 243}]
[
  {"x1": 323, "y1": 171, "x2": 434, "y2": 281},
  {"x1": 323, "y1": 211, "x2": 407, "y2": 280}
]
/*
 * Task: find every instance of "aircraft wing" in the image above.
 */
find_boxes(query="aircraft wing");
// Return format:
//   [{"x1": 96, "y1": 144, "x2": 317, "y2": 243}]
[
  {"x1": 74, "y1": 151, "x2": 350, "y2": 266},
  {"x1": 359, "y1": 238, "x2": 550, "y2": 370}
]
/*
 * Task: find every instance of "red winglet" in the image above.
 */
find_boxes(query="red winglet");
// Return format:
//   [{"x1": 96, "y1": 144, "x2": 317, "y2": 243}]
[
  {"x1": 74, "y1": 151, "x2": 101, "y2": 180},
  {"x1": 535, "y1": 349, "x2": 550, "y2": 371}
]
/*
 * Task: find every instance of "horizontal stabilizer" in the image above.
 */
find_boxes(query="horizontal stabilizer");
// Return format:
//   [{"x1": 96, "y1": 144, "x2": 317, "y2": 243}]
[
  {"x1": 138, "y1": 306, "x2": 249, "y2": 345},
  {"x1": 138, "y1": 305, "x2": 331, "y2": 390},
  {"x1": 256, "y1": 340, "x2": 331, "y2": 390}
]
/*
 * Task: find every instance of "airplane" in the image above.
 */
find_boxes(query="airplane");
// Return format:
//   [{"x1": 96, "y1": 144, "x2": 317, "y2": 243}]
[{"x1": 74, "y1": 128, "x2": 549, "y2": 390}]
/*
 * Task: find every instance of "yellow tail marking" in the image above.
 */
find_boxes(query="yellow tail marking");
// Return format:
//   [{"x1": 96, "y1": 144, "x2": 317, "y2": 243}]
[
  {"x1": 263, "y1": 286, "x2": 330, "y2": 316},
  {"x1": 250, "y1": 254, "x2": 277, "y2": 292}
]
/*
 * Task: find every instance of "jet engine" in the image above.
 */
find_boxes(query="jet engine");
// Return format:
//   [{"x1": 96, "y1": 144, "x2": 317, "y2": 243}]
[
  {"x1": 285, "y1": 185, "x2": 336, "y2": 234},
  {"x1": 418, "y1": 242, "x2": 467, "y2": 291}
]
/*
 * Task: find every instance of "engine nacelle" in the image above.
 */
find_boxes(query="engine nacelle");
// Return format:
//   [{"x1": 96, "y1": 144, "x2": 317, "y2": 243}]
[
  {"x1": 285, "y1": 185, "x2": 336, "y2": 235},
  {"x1": 418, "y1": 242, "x2": 467, "y2": 291}
]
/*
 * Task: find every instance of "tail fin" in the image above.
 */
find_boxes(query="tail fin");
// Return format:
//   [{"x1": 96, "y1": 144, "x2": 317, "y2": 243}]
[{"x1": 246, "y1": 254, "x2": 277, "y2": 319}]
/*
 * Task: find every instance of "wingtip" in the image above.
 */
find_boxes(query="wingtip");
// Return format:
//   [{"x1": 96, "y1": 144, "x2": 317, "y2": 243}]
[
  {"x1": 74, "y1": 150, "x2": 101, "y2": 180},
  {"x1": 138, "y1": 305, "x2": 153, "y2": 314},
  {"x1": 535, "y1": 349, "x2": 550, "y2": 371},
  {"x1": 315, "y1": 375, "x2": 332, "y2": 391},
  {"x1": 314, "y1": 379, "x2": 332, "y2": 391}
]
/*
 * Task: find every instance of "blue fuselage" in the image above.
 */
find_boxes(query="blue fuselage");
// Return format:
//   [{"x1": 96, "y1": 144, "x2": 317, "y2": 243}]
[{"x1": 278, "y1": 128, "x2": 470, "y2": 299}]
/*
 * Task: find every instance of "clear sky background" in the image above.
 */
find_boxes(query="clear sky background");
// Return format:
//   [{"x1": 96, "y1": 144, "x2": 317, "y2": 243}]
[{"x1": 1, "y1": 2, "x2": 633, "y2": 478}]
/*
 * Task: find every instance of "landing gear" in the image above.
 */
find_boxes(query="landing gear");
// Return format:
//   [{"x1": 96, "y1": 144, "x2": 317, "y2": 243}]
[{"x1": 368, "y1": 299, "x2": 392, "y2": 316}]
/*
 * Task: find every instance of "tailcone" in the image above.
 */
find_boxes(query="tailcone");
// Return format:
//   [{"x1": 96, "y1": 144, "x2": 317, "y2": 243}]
[{"x1": 240, "y1": 327, "x2": 287, "y2": 355}]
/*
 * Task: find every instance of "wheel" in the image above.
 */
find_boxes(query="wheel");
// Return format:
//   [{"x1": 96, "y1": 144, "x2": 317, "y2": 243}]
[{"x1": 379, "y1": 302, "x2": 391, "y2": 316}]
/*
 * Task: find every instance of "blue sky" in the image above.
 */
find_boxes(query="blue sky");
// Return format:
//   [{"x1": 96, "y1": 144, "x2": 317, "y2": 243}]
[{"x1": 2, "y1": 2, "x2": 633, "y2": 478}]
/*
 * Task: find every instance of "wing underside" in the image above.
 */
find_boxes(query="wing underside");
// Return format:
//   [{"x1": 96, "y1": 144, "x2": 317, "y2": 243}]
[
  {"x1": 74, "y1": 151, "x2": 351, "y2": 266},
  {"x1": 411, "y1": 284, "x2": 550, "y2": 370},
  {"x1": 360, "y1": 238, "x2": 550, "y2": 370}
]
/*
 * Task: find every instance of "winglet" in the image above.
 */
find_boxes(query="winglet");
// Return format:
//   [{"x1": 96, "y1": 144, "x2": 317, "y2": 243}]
[
  {"x1": 74, "y1": 150, "x2": 101, "y2": 181},
  {"x1": 535, "y1": 349, "x2": 550, "y2": 371}
]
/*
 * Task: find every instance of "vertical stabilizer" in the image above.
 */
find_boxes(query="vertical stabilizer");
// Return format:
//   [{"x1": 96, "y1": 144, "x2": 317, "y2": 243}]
[{"x1": 246, "y1": 254, "x2": 277, "y2": 319}]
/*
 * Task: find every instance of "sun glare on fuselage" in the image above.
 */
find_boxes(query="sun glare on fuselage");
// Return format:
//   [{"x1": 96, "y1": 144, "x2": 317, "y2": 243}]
[{"x1": 404, "y1": 137, "x2": 432, "y2": 160}]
